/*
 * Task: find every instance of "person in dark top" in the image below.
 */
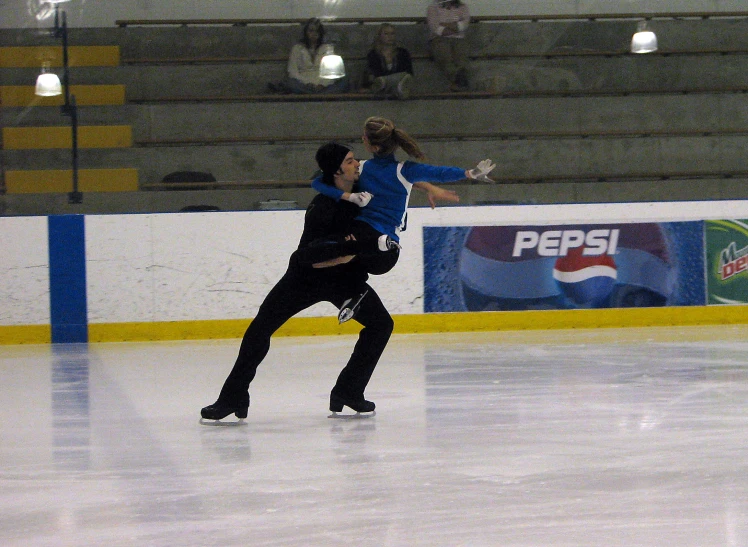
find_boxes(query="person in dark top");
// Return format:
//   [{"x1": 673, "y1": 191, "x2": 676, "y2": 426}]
[
  {"x1": 363, "y1": 23, "x2": 414, "y2": 99},
  {"x1": 200, "y1": 143, "x2": 394, "y2": 420}
]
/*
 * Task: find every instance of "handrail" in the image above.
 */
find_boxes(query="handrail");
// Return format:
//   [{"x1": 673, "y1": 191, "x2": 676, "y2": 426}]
[
  {"x1": 120, "y1": 47, "x2": 748, "y2": 65},
  {"x1": 115, "y1": 12, "x2": 748, "y2": 27},
  {"x1": 125, "y1": 86, "x2": 748, "y2": 105},
  {"x1": 134, "y1": 128, "x2": 748, "y2": 148},
  {"x1": 139, "y1": 169, "x2": 748, "y2": 191},
  {"x1": 127, "y1": 91, "x2": 495, "y2": 104},
  {"x1": 141, "y1": 180, "x2": 311, "y2": 189}
]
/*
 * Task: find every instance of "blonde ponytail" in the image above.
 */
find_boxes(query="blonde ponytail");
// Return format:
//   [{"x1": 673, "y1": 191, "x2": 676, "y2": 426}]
[{"x1": 364, "y1": 116, "x2": 425, "y2": 160}]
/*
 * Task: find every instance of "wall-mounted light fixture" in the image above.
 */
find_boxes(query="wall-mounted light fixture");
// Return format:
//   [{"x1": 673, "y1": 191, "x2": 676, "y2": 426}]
[
  {"x1": 631, "y1": 20, "x2": 658, "y2": 54},
  {"x1": 34, "y1": 0, "x2": 82, "y2": 204}
]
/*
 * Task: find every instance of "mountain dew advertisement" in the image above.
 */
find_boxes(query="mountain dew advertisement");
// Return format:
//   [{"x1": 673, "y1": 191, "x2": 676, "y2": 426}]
[{"x1": 706, "y1": 220, "x2": 748, "y2": 305}]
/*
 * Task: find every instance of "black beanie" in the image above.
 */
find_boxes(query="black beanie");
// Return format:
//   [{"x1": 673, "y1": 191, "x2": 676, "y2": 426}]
[{"x1": 316, "y1": 142, "x2": 352, "y2": 185}]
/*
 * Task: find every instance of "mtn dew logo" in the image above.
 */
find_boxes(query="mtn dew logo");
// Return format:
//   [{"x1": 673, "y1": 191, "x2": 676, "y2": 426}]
[
  {"x1": 706, "y1": 220, "x2": 748, "y2": 305},
  {"x1": 719, "y1": 241, "x2": 748, "y2": 280}
]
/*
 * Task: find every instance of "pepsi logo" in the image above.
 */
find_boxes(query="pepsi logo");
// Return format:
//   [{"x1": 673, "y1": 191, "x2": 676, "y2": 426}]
[{"x1": 553, "y1": 246, "x2": 617, "y2": 305}]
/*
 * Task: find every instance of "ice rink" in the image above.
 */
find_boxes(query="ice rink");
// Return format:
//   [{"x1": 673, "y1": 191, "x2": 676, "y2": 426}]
[{"x1": 1, "y1": 325, "x2": 747, "y2": 547}]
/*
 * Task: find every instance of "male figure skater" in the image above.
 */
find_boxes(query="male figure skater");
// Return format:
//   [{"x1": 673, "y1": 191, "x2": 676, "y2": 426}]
[{"x1": 201, "y1": 143, "x2": 394, "y2": 419}]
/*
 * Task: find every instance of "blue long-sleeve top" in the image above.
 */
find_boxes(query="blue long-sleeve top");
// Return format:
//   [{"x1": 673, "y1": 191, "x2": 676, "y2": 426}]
[{"x1": 311, "y1": 153, "x2": 466, "y2": 241}]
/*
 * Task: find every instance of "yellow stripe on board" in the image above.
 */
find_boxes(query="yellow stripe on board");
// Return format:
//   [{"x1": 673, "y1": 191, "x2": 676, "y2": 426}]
[
  {"x1": 1, "y1": 85, "x2": 126, "y2": 107},
  {"x1": 0, "y1": 46, "x2": 120, "y2": 68},
  {"x1": 88, "y1": 317, "x2": 364, "y2": 343},
  {"x1": 0, "y1": 325, "x2": 51, "y2": 345},
  {"x1": 3, "y1": 125, "x2": 132, "y2": 149},
  {"x1": 84, "y1": 305, "x2": 748, "y2": 344},
  {"x1": 393, "y1": 305, "x2": 748, "y2": 333},
  {"x1": 4, "y1": 306, "x2": 747, "y2": 345},
  {"x1": 5, "y1": 168, "x2": 139, "y2": 193}
]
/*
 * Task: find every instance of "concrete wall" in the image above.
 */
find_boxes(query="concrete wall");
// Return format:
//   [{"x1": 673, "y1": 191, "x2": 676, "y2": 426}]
[{"x1": 2, "y1": 0, "x2": 746, "y2": 30}]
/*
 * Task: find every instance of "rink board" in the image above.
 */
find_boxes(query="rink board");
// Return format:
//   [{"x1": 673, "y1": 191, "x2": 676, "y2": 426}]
[{"x1": 1, "y1": 201, "x2": 748, "y2": 344}]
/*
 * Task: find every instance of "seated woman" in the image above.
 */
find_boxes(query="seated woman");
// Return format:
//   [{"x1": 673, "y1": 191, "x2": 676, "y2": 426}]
[
  {"x1": 363, "y1": 23, "x2": 414, "y2": 99},
  {"x1": 285, "y1": 18, "x2": 349, "y2": 94}
]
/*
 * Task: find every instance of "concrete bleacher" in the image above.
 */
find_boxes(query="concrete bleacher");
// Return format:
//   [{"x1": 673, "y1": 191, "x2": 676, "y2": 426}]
[
  {"x1": 116, "y1": 16, "x2": 748, "y2": 97},
  {"x1": 120, "y1": 55, "x2": 748, "y2": 101},
  {"x1": 7, "y1": 94, "x2": 746, "y2": 183},
  {"x1": 1, "y1": 40, "x2": 134, "y2": 196},
  {"x1": 1, "y1": 14, "x2": 747, "y2": 214}
]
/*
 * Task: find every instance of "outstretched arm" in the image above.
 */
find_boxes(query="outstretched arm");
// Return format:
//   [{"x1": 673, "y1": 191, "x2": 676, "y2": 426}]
[
  {"x1": 403, "y1": 159, "x2": 496, "y2": 186},
  {"x1": 413, "y1": 181, "x2": 460, "y2": 209}
]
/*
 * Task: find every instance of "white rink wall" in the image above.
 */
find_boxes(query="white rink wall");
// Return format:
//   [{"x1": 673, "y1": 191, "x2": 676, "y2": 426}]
[
  {"x1": 0, "y1": 217, "x2": 49, "y2": 326},
  {"x1": 2, "y1": 0, "x2": 744, "y2": 29},
  {"x1": 2, "y1": 200, "x2": 748, "y2": 327}
]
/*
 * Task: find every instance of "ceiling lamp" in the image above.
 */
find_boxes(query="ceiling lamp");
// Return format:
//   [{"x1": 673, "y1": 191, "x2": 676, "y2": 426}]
[
  {"x1": 631, "y1": 21, "x2": 658, "y2": 54},
  {"x1": 35, "y1": 68, "x2": 62, "y2": 96},
  {"x1": 319, "y1": 47, "x2": 345, "y2": 79}
]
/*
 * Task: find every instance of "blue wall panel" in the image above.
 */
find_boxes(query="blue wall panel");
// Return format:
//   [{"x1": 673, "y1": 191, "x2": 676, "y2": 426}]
[{"x1": 48, "y1": 215, "x2": 88, "y2": 344}]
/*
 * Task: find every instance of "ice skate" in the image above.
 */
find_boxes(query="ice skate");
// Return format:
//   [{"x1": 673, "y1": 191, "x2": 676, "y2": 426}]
[
  {"x1": 377, "y1": 234, "x2": 401, "y2": 251},
  {"x1": 338, "y1": 289, "x2": 369, "y2": 324},
  {"x1": 200, "y1": 393, "x2": 249, "y2": 426},
  {"x1": 328, "y1": 391, "x2": 376, "y2": 419}
]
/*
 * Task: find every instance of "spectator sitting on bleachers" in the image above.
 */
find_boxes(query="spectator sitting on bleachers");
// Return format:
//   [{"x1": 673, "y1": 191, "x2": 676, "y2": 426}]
[
  {"x1": 362, "y1": 23, "x2": 414, "y2": 99},
  {"x1": 282, "y1": 18, "x2": 349, "y2": 94},
  {"x1": 427, "y1": 0, "x2": 471, "y2": 91}
]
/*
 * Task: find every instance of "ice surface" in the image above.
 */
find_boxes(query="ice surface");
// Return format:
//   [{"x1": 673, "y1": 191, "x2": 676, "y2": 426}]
[{"x1": 1, "y1": 326, "x2": 747, "y2": 546}]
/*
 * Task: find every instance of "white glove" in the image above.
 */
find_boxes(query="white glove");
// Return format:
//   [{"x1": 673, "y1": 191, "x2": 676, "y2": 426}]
[
  {"x1": 468, "y1": 159, "x2": 496, "y2": 182},
  {"x1": 346, "y1": 191, "x2": 373, "y2": 207}
]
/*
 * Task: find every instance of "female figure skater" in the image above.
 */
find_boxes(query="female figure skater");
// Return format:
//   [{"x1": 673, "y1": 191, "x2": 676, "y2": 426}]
[
  {"x1": 306, "y1": 117, "x2": 494, "y2": 322},
  {"x1": 310, "y1": 116, "x2": 494, "y2": 268}
]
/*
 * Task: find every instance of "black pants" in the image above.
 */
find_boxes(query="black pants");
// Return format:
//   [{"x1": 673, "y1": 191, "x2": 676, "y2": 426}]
[
  {"x1": 295, "y1": 220, "x2": 400, "y2": 276},
  {"x1": 215, "y1": 267, "x2": 393, "y2": 405}
]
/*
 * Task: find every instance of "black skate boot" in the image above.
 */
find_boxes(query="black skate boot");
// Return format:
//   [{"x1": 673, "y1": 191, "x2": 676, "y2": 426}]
[
  {"x1": 338, "y1": 289, "x2": 369, "y2": 324},
  {"x1": 201, "y1": 392, "x2": 250, "y2": 421},
  {"x1": 329, "y1": 391, "x2": 376, "y2": 415}
]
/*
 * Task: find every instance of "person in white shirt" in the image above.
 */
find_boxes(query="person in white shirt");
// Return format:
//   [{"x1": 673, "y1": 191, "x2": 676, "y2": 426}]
[
  {"x1": 285, "y1": 18, "x2": 349, "y2": 94},
  {"x1": 426, "y1": 0, "x2": 471, "y2": 91}
]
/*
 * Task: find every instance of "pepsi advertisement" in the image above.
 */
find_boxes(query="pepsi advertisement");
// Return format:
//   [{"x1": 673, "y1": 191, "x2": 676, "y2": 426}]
[{"x1": 423, "y1": 222, "x2": 706, "y2": 312}]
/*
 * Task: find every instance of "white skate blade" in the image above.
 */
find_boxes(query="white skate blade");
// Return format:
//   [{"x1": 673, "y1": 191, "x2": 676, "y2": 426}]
[
  {"x1": 328, "y1": 410, "x2": 376, "y2": 420},
  {"x1": 199, "y1": 418, "x2": 248, "y2": 427}
]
